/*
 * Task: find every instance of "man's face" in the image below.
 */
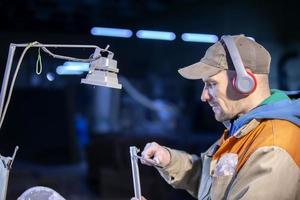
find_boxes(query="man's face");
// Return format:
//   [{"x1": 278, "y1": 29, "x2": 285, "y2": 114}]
[{"x1": 201, "y1": 70, "x2": 242, "y2": 122}]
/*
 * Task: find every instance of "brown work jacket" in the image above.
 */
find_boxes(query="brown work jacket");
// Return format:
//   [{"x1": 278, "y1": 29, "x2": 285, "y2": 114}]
[{"x1": 157, "y1": 119, "x2": 300, "y2": 200}]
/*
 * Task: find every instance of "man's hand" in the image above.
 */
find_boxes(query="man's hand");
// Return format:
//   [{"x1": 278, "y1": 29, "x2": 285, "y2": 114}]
[
  {"x1": 141, "y1": 142, "x2": 171, "y2": 168},
  {"x1": 131, "y1": 196, "x2": 147, "y2": 200}
]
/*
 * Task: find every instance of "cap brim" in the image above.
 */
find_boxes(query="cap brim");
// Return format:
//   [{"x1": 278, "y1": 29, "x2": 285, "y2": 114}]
[{"x1": 178, "y1": 61, "x2": 222, "y2": 80}]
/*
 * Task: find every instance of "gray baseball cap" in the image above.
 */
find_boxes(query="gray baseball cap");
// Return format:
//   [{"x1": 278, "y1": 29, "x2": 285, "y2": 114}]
[{"x1": 178, "y1": 34, "x2": 271, "y2": 80}]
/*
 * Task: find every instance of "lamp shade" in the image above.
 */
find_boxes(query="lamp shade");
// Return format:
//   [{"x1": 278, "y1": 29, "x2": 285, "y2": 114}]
[
  {"x1": 81, "y1": 49, "x2": 122, "y2": 89},
  {"x1": 81, "y1": 70, "x2": 122, "y2": 89}
]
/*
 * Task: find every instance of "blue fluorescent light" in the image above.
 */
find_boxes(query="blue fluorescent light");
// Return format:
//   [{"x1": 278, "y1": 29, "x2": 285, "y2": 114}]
[
  {"x1": 136, "y1": 30, "x2": 176, "y2": 41},
  {"x1": 181, "y1": 33, "x2": 218, "y2": 43},
  {"x1": 56, "y1": 62, "x2": 89, "y2": 75},
  {"x1": 56, "y1": 67, "x2": 84, "y2": 75},
  {"x1": 91, "y1": 27, "x2": 133, "y2": 38},
  {"x1": 63, "y1": 62, "x2": 89, "y2": 71}
]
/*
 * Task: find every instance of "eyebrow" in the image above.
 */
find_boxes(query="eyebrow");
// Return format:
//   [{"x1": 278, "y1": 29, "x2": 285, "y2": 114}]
[{"x1": 204, "y1": 78, "x2": 216, "y2": 83}]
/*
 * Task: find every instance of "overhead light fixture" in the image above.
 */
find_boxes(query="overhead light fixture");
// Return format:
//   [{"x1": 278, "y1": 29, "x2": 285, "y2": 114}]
[
  {"x1": 181, "y1": 33, "x2": 218, "y2": 43},
  {"x1": 136, "y1": 30, "x2": 176, "y2": 41},
  {"x1": 91, "y1": 27, "x2": 133, "y2": 38}
]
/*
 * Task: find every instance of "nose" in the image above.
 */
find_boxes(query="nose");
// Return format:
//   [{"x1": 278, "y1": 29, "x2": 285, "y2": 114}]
[{"x1": 201, "y1": 87, "x2": 211, "y2": 102}]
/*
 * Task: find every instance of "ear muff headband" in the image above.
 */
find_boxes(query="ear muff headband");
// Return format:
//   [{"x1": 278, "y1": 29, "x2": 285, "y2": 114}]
[{"x1": 221, "y1": 36, "x2": 256, "y2": 95}]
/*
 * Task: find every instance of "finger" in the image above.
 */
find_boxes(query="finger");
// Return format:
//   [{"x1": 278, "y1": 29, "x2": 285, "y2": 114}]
[
  {"x1": 139, "y1": 155, "x2": 155, "y2": 166},
  {"x1": 154, "y1": 147, "x2": 171, "y2": 167},
  {"x1": 140, "y1": 157, "x2": 159, "y2": 167},
  {"x1": 153, "y1": 156, "x2": 160, "y2": 165},
  {"x1": 140, "y1": 143, "x2": 153, "y2": 165},
  {"x1": 141, "y1": 142, "x2": 158, "y2": 159}
]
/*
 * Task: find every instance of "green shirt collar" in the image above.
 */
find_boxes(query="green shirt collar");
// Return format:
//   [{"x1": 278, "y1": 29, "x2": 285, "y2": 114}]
[{"x1": 260, "y1": 89, "x2": 290, "y2": 106}]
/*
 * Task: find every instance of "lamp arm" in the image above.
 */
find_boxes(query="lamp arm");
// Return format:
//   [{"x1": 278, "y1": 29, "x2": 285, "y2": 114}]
[
  {"x1": 12, "y1": 42, "x2": 114, "y2": 62},
  {"x1": 40, "y1": 44, "x2": 113, "y2": 62},
  {"x1": 41, "y1": 46, "x2": 98, "y2": 62}
]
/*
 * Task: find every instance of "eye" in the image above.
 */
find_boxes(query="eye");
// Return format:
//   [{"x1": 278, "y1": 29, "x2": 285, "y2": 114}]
[{"x1": 206, "y1": 82, "x2": 217, "y2": 88}]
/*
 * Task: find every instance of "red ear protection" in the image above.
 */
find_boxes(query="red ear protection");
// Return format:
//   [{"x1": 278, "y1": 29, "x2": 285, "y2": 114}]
[
  {"x1": 232, "y1": 68, "x2": 257, "y2": 95},
  {"x1": 221, "y1": 35, "x2": 257, "y2": 95}
]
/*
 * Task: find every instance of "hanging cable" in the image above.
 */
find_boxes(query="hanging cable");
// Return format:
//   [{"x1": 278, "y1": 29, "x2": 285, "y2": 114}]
[
  {"x1": 35, "y1": 48, "x2": 43, "y2": 75},
  {"x1": 0, "y1": 42, "x2": 38, "y2": 129}
]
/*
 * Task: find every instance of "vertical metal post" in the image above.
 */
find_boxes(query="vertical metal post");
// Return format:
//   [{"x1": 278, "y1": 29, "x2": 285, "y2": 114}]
[
  {"x1": 130, "y1": 146, "x2": 141, "y2": 200},
  {"x1": 0, "y1": 44, "x2": 17, "y2": 200},
  {"x1": 0, "y1": 158, "x2": 9, "y2": 200},
  {"x1": 0, "y1": 44, "x2": 16, "y2": 119}
]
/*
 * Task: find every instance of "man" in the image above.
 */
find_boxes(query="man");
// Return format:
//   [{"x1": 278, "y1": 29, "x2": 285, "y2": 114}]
[{"x1": 132, "y1": 34, "x2": 300, "y2": 199}]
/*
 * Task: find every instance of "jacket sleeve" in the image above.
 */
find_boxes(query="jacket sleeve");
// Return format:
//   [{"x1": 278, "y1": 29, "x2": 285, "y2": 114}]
[
  {"x1": 227, "y1": 146, "x2": 300, "y2": 200},
  {"x1": 156, "y1": 148, "x2": 202, "y2": 198}
]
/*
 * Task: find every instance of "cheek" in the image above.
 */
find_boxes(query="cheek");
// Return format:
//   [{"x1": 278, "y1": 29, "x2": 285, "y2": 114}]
[
  {"x1": 214, "y1": 92, "x2": 231, "y2": 112},
  {"x1": 208, "y1": 85, "x2": 226, "y2": 103},
  {"x1": 218, "y1": 99, "x2": 230, "y2": 112},
  {"x1": 227, "y1": 78, "x2": 243, "y2": 100}
]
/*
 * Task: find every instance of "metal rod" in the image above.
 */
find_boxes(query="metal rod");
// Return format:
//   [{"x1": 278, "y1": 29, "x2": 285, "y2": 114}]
[
  {"x1": 8, "y1": 146, "x2": 19, "y2": 169},
  {"x1": 0, "y1": 45, "x2": 16, "y2": 120},
  {"x1": 10, "y1": 43, "x2": 113, "y2": 54},
  {"x1": 130, "y1": 146, "x2": 142, "y2": 200},
  {"x1": 11, "y1": 43, "x2": 99, "y2": 48},
  {"x1": 0, "y1": 160, "x2": 9, "y2": 200}
]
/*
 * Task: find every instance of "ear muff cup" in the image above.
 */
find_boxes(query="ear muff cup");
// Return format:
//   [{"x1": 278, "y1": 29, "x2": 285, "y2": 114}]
[{"x1": 232, "y1": 69, "x2": 257, "y2": 95}]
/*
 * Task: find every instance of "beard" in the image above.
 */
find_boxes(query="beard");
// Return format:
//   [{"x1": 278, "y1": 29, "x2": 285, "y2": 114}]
[{"x1": 212, "y1": 105, "x2": 235, "y2": 122}]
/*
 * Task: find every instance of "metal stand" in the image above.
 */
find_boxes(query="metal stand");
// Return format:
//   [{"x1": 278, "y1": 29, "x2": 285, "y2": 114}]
[
  {"x1": 130, "y1": 146, "x2": 142, "y2": 200},
  {"x1": 0, "y1": 42, "x2": 121, "y2": 200}
]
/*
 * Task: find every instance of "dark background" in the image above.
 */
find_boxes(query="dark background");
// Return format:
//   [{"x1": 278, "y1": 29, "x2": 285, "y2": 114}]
[{"x1": 0, "y1": 0, "x2": 299, "y2": 199}]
